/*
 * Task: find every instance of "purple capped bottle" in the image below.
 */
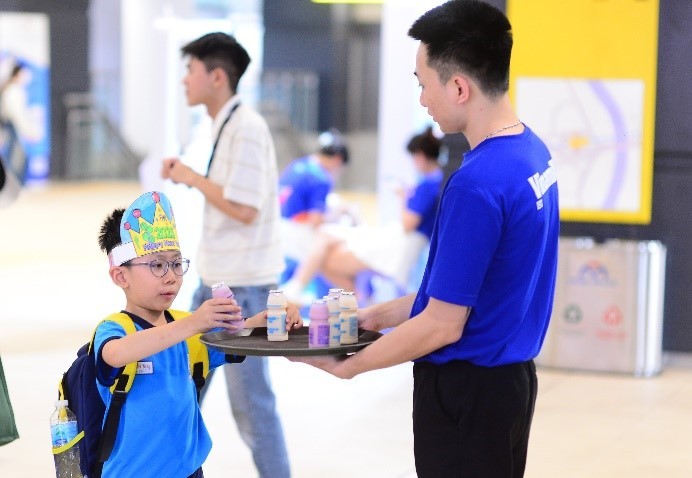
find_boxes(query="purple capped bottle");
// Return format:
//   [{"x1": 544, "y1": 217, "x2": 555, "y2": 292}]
[
  {"x1": 211, "y1": 281, "x2": 244, "y2": 332},
  {"x1": 308, "y1": 299, "x2": 330, "y2": 348}
]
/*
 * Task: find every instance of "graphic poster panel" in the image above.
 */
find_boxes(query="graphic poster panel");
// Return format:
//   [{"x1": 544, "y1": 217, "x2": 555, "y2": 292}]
[
  {"x1": 0, "y1": 12, "x2": 50, "y2": 182},
  {"x1": 507, "y1": 0, "x2": 659, "y2": 224}
]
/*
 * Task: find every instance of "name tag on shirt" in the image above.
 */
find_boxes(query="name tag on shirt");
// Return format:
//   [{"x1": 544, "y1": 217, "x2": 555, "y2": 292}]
[{"x1": 136, "y1": 361, "x2": 154, "y2": 374}]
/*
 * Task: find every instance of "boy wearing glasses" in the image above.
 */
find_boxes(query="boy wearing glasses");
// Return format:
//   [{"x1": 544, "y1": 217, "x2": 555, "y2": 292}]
[{"x1": 94, "y1": 191, "x2": 301, "y2": 477}]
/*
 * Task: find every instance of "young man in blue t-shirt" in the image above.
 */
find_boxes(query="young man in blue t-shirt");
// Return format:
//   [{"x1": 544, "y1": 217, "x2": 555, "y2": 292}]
[{"x1": 292, "y1": 1, "x2": 560, "y2": 477}]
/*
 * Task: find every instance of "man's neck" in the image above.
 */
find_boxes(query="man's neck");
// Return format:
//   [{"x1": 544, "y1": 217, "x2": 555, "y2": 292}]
[
  {"x1": 207, "y1": 92, "x2": 235, "y2": 120},
  {"x1": 465, "y1": 95, "x2": 517, "y2": 148}
]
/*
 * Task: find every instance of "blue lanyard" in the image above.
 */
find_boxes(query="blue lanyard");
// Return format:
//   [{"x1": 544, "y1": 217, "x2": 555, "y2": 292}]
[{"x1": 206, "y1": 102, "x2": 241, "y2": 178}]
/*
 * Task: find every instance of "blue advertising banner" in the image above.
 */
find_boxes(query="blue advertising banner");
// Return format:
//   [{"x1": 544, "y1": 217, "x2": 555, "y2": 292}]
[{"x1": 0, "y1": 12, "x2": 51, "y2": 183}]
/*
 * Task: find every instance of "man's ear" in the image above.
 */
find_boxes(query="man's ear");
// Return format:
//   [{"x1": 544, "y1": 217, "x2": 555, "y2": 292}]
[
  {"x1": 110, "y1": 266, "x2": 129, "y2": 289},
  {"x1": 211, "y1": 66, "x2": 228, "y2": 88},
  {"x1": 452, "y1": 75, "x2": 470, "y2": 104}
]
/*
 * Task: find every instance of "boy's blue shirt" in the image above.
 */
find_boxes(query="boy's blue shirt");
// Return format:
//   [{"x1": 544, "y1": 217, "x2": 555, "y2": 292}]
[{"x1": 93, "y1": 310, "x2": 226, "y2": 477}]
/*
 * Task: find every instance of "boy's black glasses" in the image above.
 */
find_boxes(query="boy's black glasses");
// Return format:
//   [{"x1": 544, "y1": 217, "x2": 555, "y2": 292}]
[{"x1": 123, "y1": 258, "x2": 190, "y2": 277}]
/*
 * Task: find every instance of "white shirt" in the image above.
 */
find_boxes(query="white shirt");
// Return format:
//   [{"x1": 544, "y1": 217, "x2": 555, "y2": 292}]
[{"x1": 196, "y1": 96, "x2": 284, "y2": 287}]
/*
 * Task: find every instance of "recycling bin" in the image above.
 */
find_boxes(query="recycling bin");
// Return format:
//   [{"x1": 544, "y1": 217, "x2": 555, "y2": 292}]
[{"x1": 536, "y1": 237, "x2": 666, "y2": 377}]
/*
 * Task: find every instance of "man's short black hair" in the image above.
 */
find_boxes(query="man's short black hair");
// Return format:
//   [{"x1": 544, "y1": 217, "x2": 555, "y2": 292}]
[
  {"x1": 408, "y1": 0, "x2": 513, "y2": 98},
  {"x1": 98, "y1": 208, "x2": 125, "y2": 255},
  {"x1": 181, "y1": 32, "x2": 251, "y2": 93}
]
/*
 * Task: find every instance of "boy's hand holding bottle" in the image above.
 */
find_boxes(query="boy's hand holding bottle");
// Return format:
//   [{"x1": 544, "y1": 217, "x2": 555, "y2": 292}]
[
  {"x1": 191, "y1": 283, "x2": 244, "y2": 333},
  {"x1": 210, "y1": 282, "x2": 245, "y2": 332}
]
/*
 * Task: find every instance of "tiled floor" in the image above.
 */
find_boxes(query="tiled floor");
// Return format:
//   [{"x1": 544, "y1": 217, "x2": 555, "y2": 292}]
[{"x1": 1, "y1": 182, "x2": 691, "y2": 477}]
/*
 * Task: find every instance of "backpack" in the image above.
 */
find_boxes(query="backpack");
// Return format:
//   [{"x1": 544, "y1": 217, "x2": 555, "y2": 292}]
[{"x1": 55, "y1": 310, "x2": 210, "y2": 478}]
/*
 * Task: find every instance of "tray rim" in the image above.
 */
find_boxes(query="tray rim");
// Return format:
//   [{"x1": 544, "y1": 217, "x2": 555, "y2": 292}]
[{"x1": 200, "y1": 327, "x2": 381, "y2": 357}]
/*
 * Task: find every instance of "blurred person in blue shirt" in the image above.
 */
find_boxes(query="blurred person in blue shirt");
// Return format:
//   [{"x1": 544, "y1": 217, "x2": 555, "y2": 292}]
[
  {"x1": 279, "y1": 129, "x2": 349, "y2": 285},
  {"x1": 282, "y1": 127, "x2": 443, "y2": 302}
]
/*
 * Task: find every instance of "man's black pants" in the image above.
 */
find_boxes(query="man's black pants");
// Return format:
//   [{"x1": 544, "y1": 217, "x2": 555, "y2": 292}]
[{"x1": 413, "y1": 359, "x2": 537, "y2": 478}]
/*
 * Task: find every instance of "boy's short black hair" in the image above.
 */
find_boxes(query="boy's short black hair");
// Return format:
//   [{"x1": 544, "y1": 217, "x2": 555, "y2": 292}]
[
  {"x1": 181, "y1": 32, "x2": 251, "y2": 93},
  {"x1": 407, "y1": 126, "x2": 441, "y2": 161},
  {"x1": 99, "y1": 208, "x2": 124, "y2": 255},
  {"x1": 408, "y1": 0, "x2": 513, "y2": 98}
]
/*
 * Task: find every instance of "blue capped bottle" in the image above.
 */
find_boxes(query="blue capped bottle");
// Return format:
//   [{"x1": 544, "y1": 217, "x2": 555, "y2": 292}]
[{"x1": 50, "y1": 400, "x2": 83, "y2": 478}]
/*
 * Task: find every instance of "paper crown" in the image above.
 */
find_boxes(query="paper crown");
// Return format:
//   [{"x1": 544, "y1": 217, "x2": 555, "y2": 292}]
[{"x1": 109, "y1": 191, "x2": 180, "y2": 266}]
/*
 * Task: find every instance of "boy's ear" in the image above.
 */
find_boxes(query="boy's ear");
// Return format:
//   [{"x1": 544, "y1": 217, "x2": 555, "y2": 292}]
[{"x1": 110, "y1": 266, "x2": 129, "y2": 289}]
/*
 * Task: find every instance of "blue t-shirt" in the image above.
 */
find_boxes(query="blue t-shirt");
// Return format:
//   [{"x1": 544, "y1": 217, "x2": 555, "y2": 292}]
[
  {"x1": 412, "y1": 126, "x2": 559, "y2": 367},
  {"x1": 94, "y1": 311, "x2": 228, "y2": 477},
  {"x1": 279, "y1": 156, "x2": 332, "y2": 221},
  {"x1": 407, "y1": 169, "x2": 443, "y2": 240}
]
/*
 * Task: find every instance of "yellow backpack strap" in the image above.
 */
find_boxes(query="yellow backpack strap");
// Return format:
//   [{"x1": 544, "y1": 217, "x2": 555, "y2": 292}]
[
  {"x1": 56, "y1": 314, "x2": 136, "y2": 401},
  {"x1": 93, "y1": 313, "x2": 138, "y2": 395},
  {"x1": 58, "y1": 377, "x2": 66, "y2": 401},
  {"x1": 169, "y1": 309, "x2": 210, "y2": 399}
]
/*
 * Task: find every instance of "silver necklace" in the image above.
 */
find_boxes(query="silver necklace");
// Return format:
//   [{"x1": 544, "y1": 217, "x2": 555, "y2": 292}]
[{"x1": 484, "y1": 120, "x2": 522, "y2": 140}]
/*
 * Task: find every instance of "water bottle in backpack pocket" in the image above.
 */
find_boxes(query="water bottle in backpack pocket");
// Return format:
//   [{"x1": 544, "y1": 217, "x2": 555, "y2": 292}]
[{"x1": 50, "y1": 400, "x2": 83, "y2": 478}]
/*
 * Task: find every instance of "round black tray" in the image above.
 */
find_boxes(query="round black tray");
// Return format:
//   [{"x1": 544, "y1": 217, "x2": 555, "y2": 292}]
[{"x1": 200, "y1": 327, "x2": 382, "y2": 356}]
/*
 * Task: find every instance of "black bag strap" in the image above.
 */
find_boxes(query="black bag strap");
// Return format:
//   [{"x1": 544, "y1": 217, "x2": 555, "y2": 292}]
[
  {"x1": 94, "y1": 372, "x2": 130, "y2": 472},
  {"x1": 192, "y1": 362, "x2": 206, "y2": 402},
  {"x1": 0, "y1": 155, "x2": 6, "y2": 191},
  {"x1": 205, "y1": 102, "x2": 240, "y2": 177}
]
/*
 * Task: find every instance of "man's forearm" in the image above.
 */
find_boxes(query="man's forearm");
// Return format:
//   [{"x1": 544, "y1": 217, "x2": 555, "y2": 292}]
[
  {"x1": 343, "y1": 306, "x2": 465, "y2": 378},
  {"x1": 360, "y1": 293, "x2": 416, "y2": 330}
]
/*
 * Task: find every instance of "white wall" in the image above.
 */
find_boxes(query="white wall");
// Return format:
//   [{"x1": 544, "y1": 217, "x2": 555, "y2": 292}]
[
  {"x1": 377, "y1": 1, "x2": 443, "y2": 224},
  {"x1": 89, "y1": 0, "x2": 122, "y2": 124}
]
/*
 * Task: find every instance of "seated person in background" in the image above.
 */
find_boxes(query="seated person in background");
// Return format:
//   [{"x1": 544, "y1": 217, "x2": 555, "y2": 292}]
[
  {"x1": 283, "y1": 127, "x2": 443, "y2": 303},
  {"x1": 278, "y1": 128, "x2": 349, "y2": 283}
]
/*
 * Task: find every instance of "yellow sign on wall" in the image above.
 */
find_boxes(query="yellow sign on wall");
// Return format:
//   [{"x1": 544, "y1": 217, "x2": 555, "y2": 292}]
[{"x1": 508, "y1": 0, "x2": 659, "y2": 224}]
